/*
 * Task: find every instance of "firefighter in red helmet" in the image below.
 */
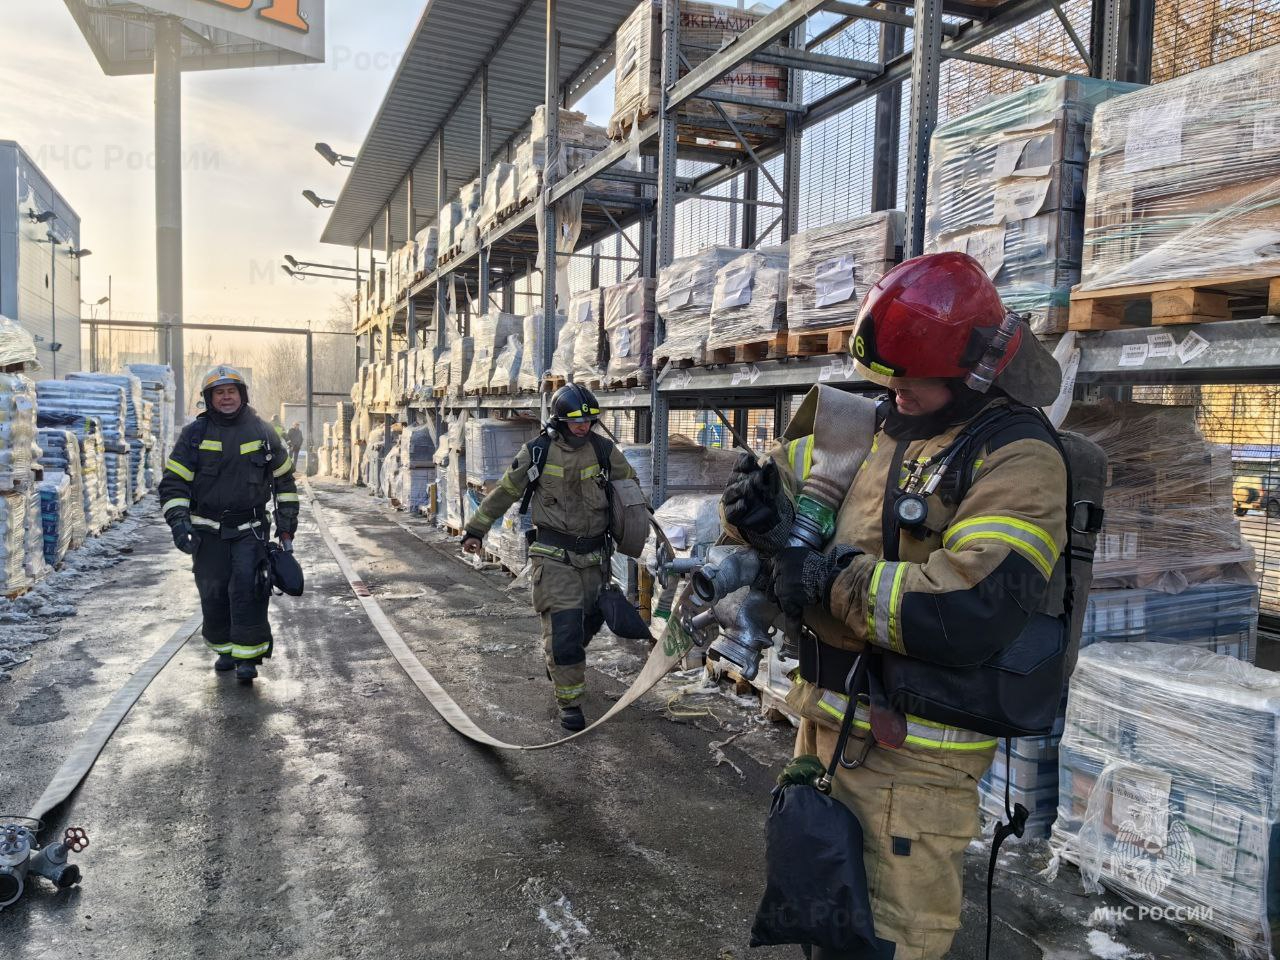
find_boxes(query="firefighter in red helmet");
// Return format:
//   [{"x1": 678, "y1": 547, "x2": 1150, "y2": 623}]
[{"x1": 723, "y1": 253, "x2": 1069, "y2": 959}]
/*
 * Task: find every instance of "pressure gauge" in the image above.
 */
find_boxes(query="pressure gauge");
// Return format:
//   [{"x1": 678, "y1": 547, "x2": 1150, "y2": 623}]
[{"x1": 894, "y1": 492, "x2": 929, "y2": 529}]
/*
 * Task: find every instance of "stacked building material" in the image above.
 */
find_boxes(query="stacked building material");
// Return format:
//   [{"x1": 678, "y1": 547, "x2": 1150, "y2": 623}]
[
  {"x1": 36, "y1": 428, "x2": 86, "y2": 549},
  {"x1": 568, "y1": 288, "x2": 606, "y2": 383},
  {"x1": 23, "y1": 488, "x2": 46, "y2": 584},
  {"x1": 464, "y1": 418, "x2": 540, "y2": 489},
  {"x1": 125, "y1": 363, "x2": 176, "y2": 488},
  {"x1": 518, "y1": 311, "x2": 567, "y2": 392},
  {"x1": 464, "y1": 313, "x2": 522, "y2": 394},
  {"x1": 608, "y1": 1, "x2": 787, "y2": 141},
  {"x1": 707, "y1": 246, "x2": 789, "y2": 351},
  {"x1": 479, "y1": 162, "x2": 517, "y2": 233},
  {"x1": 36, "y1": 379, "x2": 130, "y2": 512},
  {"x1": 458, "y1": 177, "x2": 484, "y2": 255},
  {"x1": 0, "y1": 373, "x2": 37, "y2": 493},
  {"x1": 620, "y1": 435, "x2": 740, "y2": 499},
  {"x1": 786, "y1": 211, "x2": 904, "y2": 332},
  {"x1": 1080, "y1": 579, "x2": 1259, "y2": 663},
  {"x1": 925, "y1": 77, "x2": 1135, "y2": 334},
  {"x1": 1080, "y1": 48, "x2": 1280, "y2": 293},
  {"x1": 67, "y1": 371, "x2": 150, "y2": 501},
  {"x1": 550, "y1": 312, "x2": 579, "y2": 382},
  {"x1": 0, "y1": 492, "x2": 28, "y2": 595},
  {"x1": 76, "y1": 422, "x2": 111, "y2": 535},
  {"x1": 392, "y1": 425, "x2": 436, "y2": 513},
  {"x1": 1050, "y1": 643, "x2": 1280, "y2": 958},
  {"x1": 489, "y1": 336, "x2": 523, "y2": 393},
  {"x1": 37, "y1": 473, "x2": 73, "y2": 567},
  {"x1": 638, "y1": 492, "x2": 723, "y2": 577},
  {"x1": 486, "y1": 502, "x2": 534, "y2": 573},
  {"x1": 436, "y1": 416, "x2": 468, "y2": 531},
  {"x1": 655, "y1": 247, "x2": 742, "y2": 366},
  {"x1": 415, "y1": 225, "x2": 438, "y2": 277},
  {"x1": 516, "y1": 106, "x2": 615, "y2": 206},
  {"x1": 603, "y1": 279, "x2": 655, "y2": 387},
  {"x1": 449, "y1": 337, "x2": 475, "y2": 398},
  {"x1": 438, "y1": 201, "x2": 464, "y2": 257}
]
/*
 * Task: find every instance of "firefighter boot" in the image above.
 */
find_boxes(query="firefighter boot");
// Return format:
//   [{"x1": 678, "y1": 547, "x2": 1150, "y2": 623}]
[
  {"x1": 214, "y1": 654, "x2": 235, "y2": 672},
  {"x1": 236, "y1": 661, "x2": 258, "y2": 682},
  {"x1": 560, "y1": 705, "x2": 586, "y2": 732}
]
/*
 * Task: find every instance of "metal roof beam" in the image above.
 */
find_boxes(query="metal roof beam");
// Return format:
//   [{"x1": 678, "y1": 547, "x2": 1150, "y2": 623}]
[
  {"x1": 747, "y1": 47, "x2": 881, "y2": 79},
  {"x1": 826, "y1": 2, "x2": 962, "y2": 35}
]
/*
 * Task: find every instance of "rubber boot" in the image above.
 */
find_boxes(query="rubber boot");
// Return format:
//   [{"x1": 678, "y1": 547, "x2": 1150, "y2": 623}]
[
  {"x1": 235, "y1": 661, "x2": 258, "y2": 682},
  {"x1": 560, "y1": 705, "x2": 586, "y2": 732},
  {"x1": 214, "y1": 654, "x2": 235, "y2": 672}
]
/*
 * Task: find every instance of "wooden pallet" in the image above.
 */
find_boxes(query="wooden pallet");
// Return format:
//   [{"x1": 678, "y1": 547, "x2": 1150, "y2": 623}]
[
  {"x1": 604, "y1": 373, "x2": 651, "y2": 390},
  {"x1": 1068, "y1": 274, "x2": 1280, "y2": 331},
  {"x1": 706, "y1": 330, "x2": 788, "y2": 365},
  {"x1": 786, "y1": 324, "x2": 857, "y2": 357},
  {"x1": 612, "y1": 110, "x2": 782, "y2": 152},
  {"x1": 433, "y1": 387, "x2": 448, "y2": 398},
  {"x1": 541, "y1": 376, "x2": 567, "y2": 393}
]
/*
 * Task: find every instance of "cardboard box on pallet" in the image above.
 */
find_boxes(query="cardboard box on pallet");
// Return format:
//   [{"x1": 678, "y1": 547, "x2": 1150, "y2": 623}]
[
  {"x1": 655, "y1": 246, "x2": 743, "y2": 366},
  {"x1": 569, "y1": 288, "x2": 607, "y2": 383},
  {"x1": 449, "y1": 337, "x2": 475, "y2": 398},
  {"x1": 1081, "y1": 48, "x2": 1280, "y2": 293},
  {"x1": 608, "y1": 0, "x2": 787, "y2": 141},
  {"x1": 786, "y1": 211, "x2": 903, "y2": 333},
  {"x1": 1049, "y1": 643, "x2": 1280, "y2": 957},
  {"x1": 519, "y1": 311, "x2": 567, "y2": 392},
  {"x1": 707, "y1": 246, "x2": 788, "y2": 351},
  {"x1": 464, "y1": 418, "x2": 540, "y2": 488},
  {"x1": 925, "y1": 77, "x2": 1134, "y2": 334},
  {"x1": 464, "y1": 312, "x2": 522, "y2": 394},
  {"x1": 603, "y1": 278, "x2": 655, "y2": 386}
]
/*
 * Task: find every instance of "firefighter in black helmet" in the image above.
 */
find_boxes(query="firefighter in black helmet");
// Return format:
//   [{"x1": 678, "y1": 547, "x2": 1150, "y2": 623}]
[
  {"x1": 158, "y1": 365, "x2": 300, "y2": 683},
  {"x1": 462, "y1": 384, "x2": 636, "y2": 731}
]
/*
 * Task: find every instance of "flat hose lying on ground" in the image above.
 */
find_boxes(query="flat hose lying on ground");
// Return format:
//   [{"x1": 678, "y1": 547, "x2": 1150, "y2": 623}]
[{"x1": 303, "y1": 479, "x2": 695, "y2": 751}]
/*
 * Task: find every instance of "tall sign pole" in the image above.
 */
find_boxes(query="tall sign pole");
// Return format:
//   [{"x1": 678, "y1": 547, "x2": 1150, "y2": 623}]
[{"x1": 155, "y1": 16, "x2": 184, "y2": 412}]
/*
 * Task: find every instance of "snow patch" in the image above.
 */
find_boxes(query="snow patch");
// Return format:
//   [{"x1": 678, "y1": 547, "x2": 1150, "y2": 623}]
[
  {"x1": 521, "y1": 877, "x2": 621, "y2": 960},
  {"x1": 1086, "y1": 929, "x2": 1141, "y2": 959}
]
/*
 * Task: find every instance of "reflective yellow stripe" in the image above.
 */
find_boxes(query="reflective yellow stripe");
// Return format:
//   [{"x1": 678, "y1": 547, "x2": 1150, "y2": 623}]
[
  {"x1": 867, "y1": 561, "x2": 886, "y2": 643},
  {"x1": 951, "y1": 531, "x2": 1054, "y2": 579},
  {"x1": 817, "y1": 689, "x2": 997, "y2": 750},
  {"x1": 273, "y1": 456, "x2": 293, "y2": 477},
  {"x1": 946, "y1": 514, "x2": 1057, "y2": 558},
  {"x1": 204, "y1": 640, "x2": 234, "y2": 654},
  {"x1": 165, "y1": 458, "x2": 195, "y2": 481},
  {"x1": 582, "y1": 464, "x2": 601, "y2": 479},
  {"x1": 529, "y1": 543, "x2": 565, "y2": 559},
  {"x1": 944, "y1": 515, "x2": 1058, "y2": 579},
  {"x1": 886, "y1": 562, "x2": 908, "y2": 654},
  {"x1": 566, "y1": 410, "x2": 583, "y2": 418},
  {"x1": 543, "y1": 464, "x2": 565, "y2": 478},
  {"x1": 801, "y1": 437, "x2": 814, "y2": 481},
  {"x1": 500, "y1": 475, "x2": 522, "y2": 497},
  {"x1": 240, "y1": 440, "x2": 263, "y2": 454},
  {"x1": 199, "y1": 439, "x2": 223, "y2": 451},
  {"x1": 276, "y1": 493, "x2": 300, "y2": 503},
  {"x1": 555, "y1": 683, "x2": 585, "y2": 698},
  {"x1": 474, "y1": 508, "x2": 495, "y2": 526},
  {"x1": 786, "y1": 436, "x2": 814, "y2": 481},
  {"x1": 231, "y1": 642, "x2": 269, "y2": 659},
  {"x1": 161, "y1": 498, "x2": 190, "y2": 514}
]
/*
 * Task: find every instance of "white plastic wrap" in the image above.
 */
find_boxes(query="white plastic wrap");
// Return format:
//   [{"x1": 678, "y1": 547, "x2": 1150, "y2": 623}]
[
  {"x1": 1081, "y1": 48, "x2": 1280, "y2": 292},
  {"x1": 479, "y1": 162, "x2": 517, "y2": 232},
  {"x1": 450, "y1": 337, "x2": 475, "y2": 398},
  {"x1": 655, "y1": 247, "x2": 742, "y2": 364},
  {"x1": 415, "y1": 225, "x2": 438, "y2": 276},
  {"x1": 550, "y1": 314, "x2": 579, "y2": 382},
  {"x1": 603, "y1": 279, "x2": 655, "y2": 386},
  {"x1": 464, "y1": 418, "x2": 540, "y2": 487},
  {"x1": 1049, "y1": 643, "x2": 1280, "y2": 957},
  {"x1": 489, "y1": 336, "x2": 523, "y2": 392},
  {"x1": 0, "y1": 492, "x2": 28, "y2": 595},
  {"x1": 926, "y1": 76, "x2": 1135, "y2": 334},
  {"x1": 37, "y1": 473, "x2": 73, "y2": 567},
  {"x1": 787, "y1": 211, "x2": 904, "y2": 331},
  {"x1": 620, "y1": 435, "x2": 742, "y2": 499},
  {"x1": 0, "y1": 315, "x2": 39, "y2": 370},
  {"x1": 464, "y1": 313, "x2": 520, "y2": 394},
  {"x1": 37, "y1": 428, "x2": 86, "y2": 547},
  {"x1": 639, "y1": 492, "x2": 723, "y2": 573},
  {"x1": 707, "y1": 246, "x2": 789, "y2": 349},
  {"x1": 519, "y1": 312, "x2": 567, "y2": 392},
  {"x1": 569, "y1": 289, "x2": 606, "y2": 382},
  {"x1": 0, "y1": 374, "x2": 37, "y2": 492},
  {"x1": 23, "y1": 489, "x2": 46, "y2": 583}
]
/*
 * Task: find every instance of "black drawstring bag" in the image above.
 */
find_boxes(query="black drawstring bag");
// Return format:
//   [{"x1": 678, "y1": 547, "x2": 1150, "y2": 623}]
[
  {"x1": 266, "y1": 541, "x2": 305, "y2": 597},
  {"x1": 750, "y1": 658, "x2": 876, "y2": 952},
  {"x1": 597, "y1": 584, "x2": 651, "y2": 640}
]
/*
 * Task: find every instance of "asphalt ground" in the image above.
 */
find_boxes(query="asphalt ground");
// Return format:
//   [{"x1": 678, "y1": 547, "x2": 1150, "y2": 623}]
[{"x1": 0, "y1": 482, "x2": 1240, "y2": 959}]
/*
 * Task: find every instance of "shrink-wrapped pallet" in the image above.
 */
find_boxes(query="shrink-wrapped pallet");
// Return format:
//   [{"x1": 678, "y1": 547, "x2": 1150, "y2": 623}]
[
  {"x1": 489, "y1": 502, "x2": 534, "y2": 573},
  {"x1": 1049, "y1": 643, "x2": 1280, "y2": 958},
  {"x1": 926, "y1": 77, "x2": 1135, "y2": 334},
  {"x1": 23, "y1": 489, "x2": 46, "y2": 583},
  {"x1": 479, "y1": 162, "x2": 516, "y2": 232},
  {"x1": 518, "y1": 311, "x2": 567, "y2": 392},
  {"x1": 0, "y1": 492, "x2": 28, "y2": 595},
  {"x1": 449, "y1": 337, "x2": 475, "y2": 398},
  {"x1": 620, "y1": 435, "x2": 741, "y2": 499},
  {"x1": 464, "y1": 313, "x2": 521, "y2": 394},
  {"x1": 786, "y1": 211, "x2": 904, "y2": 332},
  {"x1": 438, "y1": 201, "x2": 464, "y2": 255},
  {"x1": 37, "y1": 379, "x2": 130, "y2": 508},
  {"x1": 609, "y1": 0, "x2": 787, "y2": 141},
  {"x1": 568, "y1": 288, "x2": 606, "y2": 382},
  {"x1": 415, "y1": 225, "x2": 438, "y2": 276},
  {"x1": 515, "y1": 106, "x2": 614, "y2": 205},
  {"x1": 0, "y1": 373, "x2": 37, "y2": 492},
  {"x1": 707, "y1": 246, "x2": 789, "y2": 350},
  {"x1": 37, "y1": 473, "x2": 73, "y2": 567},
  {"x1": 639, "y1": 492, "x2": 722, "y2": 573},
  {"x1": 655, "y1": 247, "x2": 742, "y2": 365},
  {"x1": 1080, "y1": 49, "x2": 1280, "y2": 292},
  {"x1": 458, "y1": 177, "x2": 483, "y2": 254},
  {"x1": 465, "y1": 418, "x2": 540, "y2": 488},
  {"x1": 36, "y1": 428, "x2": 85, "y2": 548},
  {"x1": 489, "y1": 337, "x2": 523, "y2": 393},
  {"x1": 603, "y1": 279, "x2": 655, "y2": 386},
  {"x1": 77, "y1": 424, "x2": 111, "y2": 534}
]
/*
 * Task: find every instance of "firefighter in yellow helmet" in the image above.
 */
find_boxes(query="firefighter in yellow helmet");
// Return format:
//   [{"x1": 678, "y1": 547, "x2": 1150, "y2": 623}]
[
  {"x1": 158, "y1": 365, "x2": 300, "y2": 682},
  {"x1": 723, "y1": 253, "x2": 1069, "y2": 959}
]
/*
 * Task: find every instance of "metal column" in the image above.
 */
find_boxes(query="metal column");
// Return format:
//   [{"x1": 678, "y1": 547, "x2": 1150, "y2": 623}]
[
  {"x1": 479, "y1": 65, "x2": 492, "y2": 312},
  {"x1": 540, "y1": 1, "x2": 560, "y2": 382},
  {"x1": 436, "y1": 134, "x2": 448, "y2": 337},
  {"x1": 871, "y1": 5, "x2": 905, "y2": 212},
  {"x1": 651, "y1": 0, "x2": 680, "y2": 506},
  {"x1": 1093, "y1": 0, "x2": 1154, "y2": 83},
  {"x1": 154, "y1": 15, "x2": 184, "y2": 415},
  {"x1": 305, "y1": 328, "x2": 315, "y2": 476},
  {"x1": 904, "y1": 0, "x2": 943, "y2": 257},
  {"x1": 741, "y1": 168, "x2": 759, "y2": 247},
  {"x1": 780, "y1": 23, "x2": 805, "y2": 240}
]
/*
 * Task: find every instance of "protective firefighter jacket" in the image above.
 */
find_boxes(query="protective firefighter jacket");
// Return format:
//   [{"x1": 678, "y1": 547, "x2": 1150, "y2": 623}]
[
  {"x1": 464, "y1": 431, "x2": 636, "y2": 546},
  {"x1": 159, "y1": 406, "x2": 300, "y2": 529}
]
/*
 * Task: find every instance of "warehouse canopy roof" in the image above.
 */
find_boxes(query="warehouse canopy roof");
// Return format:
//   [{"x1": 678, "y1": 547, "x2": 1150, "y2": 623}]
[{"x1": 321, "y1": 0, "x2": 635, "y2": 249}]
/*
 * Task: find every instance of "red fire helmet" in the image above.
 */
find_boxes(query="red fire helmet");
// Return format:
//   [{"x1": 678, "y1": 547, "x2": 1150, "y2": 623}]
[{"x1": 849, "y1": 251, "x2": 1020, "y2": 388}]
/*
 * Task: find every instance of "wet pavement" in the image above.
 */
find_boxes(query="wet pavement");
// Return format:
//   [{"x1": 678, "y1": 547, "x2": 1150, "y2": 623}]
[{"x1": 0, "y1": 482, "x2": 1240, "y2": 959}]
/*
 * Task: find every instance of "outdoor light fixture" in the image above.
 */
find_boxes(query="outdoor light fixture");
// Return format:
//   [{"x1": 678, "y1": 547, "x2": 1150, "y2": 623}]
[
  {"x1": 284, "y1": 254, "x2": 301, "y2": 269},
  {"x1": 28, "y1": 210, "x2": 56, "y2": 224},
  {"x1": 315, "y1": 142, "x2": 356, "y2": 167},
  {"x1": 68, "y1": 248, "x2": 92, "y2": 259},
  {"x1": 302, "y1": 190, "x2": 335, "y2": 209}
]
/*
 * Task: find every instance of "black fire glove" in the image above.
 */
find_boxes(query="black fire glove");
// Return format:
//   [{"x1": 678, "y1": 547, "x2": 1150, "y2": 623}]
[
  {"x1": 722, "y1": 455, "x2": 794, "y2": 553},
  {"x1": 169, "y1": 517, "x2": 197, "y2": 555},
  {"x1": 275, "y1": 509, "x2": 299, "y2": 539},
  {"x1": 768, "y1": 546, "x2": 863, "y2": 620}
]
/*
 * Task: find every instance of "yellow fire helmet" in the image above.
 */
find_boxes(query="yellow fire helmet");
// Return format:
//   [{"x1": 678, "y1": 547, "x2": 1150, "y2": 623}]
[{"x1": 201, "y1": 364, "x2": 249, "y2": 405}]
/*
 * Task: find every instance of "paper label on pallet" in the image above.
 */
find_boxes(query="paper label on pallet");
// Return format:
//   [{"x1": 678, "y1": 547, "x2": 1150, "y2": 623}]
[
  {"x1": 1112, "y1": 767, "x2": 1173, "y2": 848},
  {"x1": 814, "y1": 257, "x2": 856, "y2": 308},
  {"x1": 994, "y1": 177, "x2": 1053, "y2": 223},
  {"x1": 1117, "y1": 343, "x2": 1149, "y2": 367},
  {"x1": 719, "y1": 265, "x2": 755, "y2": 308},
  {"x1": 1146, "y1": 332, "x2": 1177, "y2": 359},
  {"x1": 1177, "y1": 330, "x2": 1210, "y2": 364},
  {"x1": 962, "y1": 226, "x2": 1006, "y2": 278},
  {"x1": 1124, "y1": 99, "x2": 1186, "y2": 173},
  {"x1": 576, "y1": 299, "x2": 595, "y2": 324},
  {"x1": 615, "y1": 326, "x2": 633, "y2": 358}
]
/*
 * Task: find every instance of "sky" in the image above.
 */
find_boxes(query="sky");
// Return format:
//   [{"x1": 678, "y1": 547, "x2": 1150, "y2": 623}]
[{"x1": 2, "y1": 1, "x2": 428, "y2": 332}]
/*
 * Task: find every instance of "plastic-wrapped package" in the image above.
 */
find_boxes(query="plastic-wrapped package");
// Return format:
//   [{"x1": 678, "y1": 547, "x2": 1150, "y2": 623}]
[
  {"x1": 926, "y1": 77, "x2": 1136, "y2": 334},
  {"x1": 655, "y1": 247, "x2": 742, "y2": 365},
  {"x1": 415, "y1": 225, "x2": 438, "y2": 276},
  {"x1": 1049, "y1": 643, "x2": 1280, "y2": 957},
  {"x1": 75, "y1": 424, "x2": 111, "y2": 534},
  {"x1": 568, "y1": 289, "x2": 606, "y2": 382},
  {"x1": 464, "y1": 313, "x2": 521, "y2": 394},
  {"x1": 549, "y1": 313, "x2": 579, "y2": 381},
  {"x1": 620, "y1": 435, "x2": 741, "y2": 499},
  {"x1": 479, "y1": 162, "x2": 517, "y2": 232},
  {"x1": 0, "y1": 315, "x2": 39, "y2": 370},
  {"x1": 458, "y1": 177, "x2": 483, "y2": 254},
  {"x1": 787, "y1": 211, "x2": 904, "y2": 331},
  {"x1": 464, "y1": 418, "x2": 540, "y2": 488},
  {"x1": 519, "y1": 312, "x2": 567, "y2": 392},
  {"x1": 1080, "y1": 48, "x2": 1280, "y2": 292},
  {"x1": 36, "y1": 428, "x2": 86, "y2": 548},
  {"x1": 0, "y1": 492, "x2": 28, "y2": 594},
  {"x1": 639, "y1": 492, "x2": 723, "y2": 573},
  {"x1": 442, "y1": 455, "x2": 467, "y2": 531},
  {"x1": 438, "y1": 201, "x2": 463, "y2": 255},
  {"x1": 489, "y1": 336, "x2": 523, "y2": 392},
  {"x1": 1062, "y1": 402, "x2": 1251, "y2": 585},
  {"x1": 608, "y1": 1, "x2": 786, "y2": 140},
  {"x1": 603, "y1": 279, "x2": 655, "y2": 387},
  {"x1": 516, "y1": 105, "x2": 613, "y2": 204},
  {"x1": 449, "y1": 337, "x2": 475, "y2": 397},
  {"x1": 127, "y1": 364, "x2": 176, "y2": 492},
  {"x1": 707, "y1": 246, "x2": 789, "y2": 350},
  {"x1": 0, "y1": 373, "x2": 37, "y2": 492},
  {"x1": 37, "y1": 474, "x2": 73, "y2": 567},
  {"x1": 23, "y1": 489, "x2": 46, "y2": 583},
  {"x1": 489, "y1": 502, "x2": 534, "y2": 573}
]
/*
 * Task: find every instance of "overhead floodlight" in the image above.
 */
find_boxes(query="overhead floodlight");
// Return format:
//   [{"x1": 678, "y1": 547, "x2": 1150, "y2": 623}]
[
  {"x1": 315, "y1": 142, "x2": 355, "y2": 167},
  {"x1": 68, "y1": 248, "x2": 92, "y2": 258},
  {"x1": 302, "y1": 190, "x2": 335, "y2": 209},
  {"x1": 28, "y1": 210, "x2": 57, "y2": 224},
  {"x1": 284, "y1": 254, "x2": 300, "y2": 268}
]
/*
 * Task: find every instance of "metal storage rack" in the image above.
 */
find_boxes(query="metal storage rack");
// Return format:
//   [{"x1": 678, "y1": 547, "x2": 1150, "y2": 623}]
[{"x1": 319, "y1": 0, "x2": 1278, "y2": 509}]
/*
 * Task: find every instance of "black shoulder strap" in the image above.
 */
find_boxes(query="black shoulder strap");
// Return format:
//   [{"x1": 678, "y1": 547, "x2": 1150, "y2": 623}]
[
  {"x1": 519, "y1": 435, "x2": 554, "y2": 515},
  {"x1": 986, "y1": 737, "x2": 1028, "y2": 960},
  {"x1": 187, "y1": 417, "x2": 209, "y2": 454}
]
